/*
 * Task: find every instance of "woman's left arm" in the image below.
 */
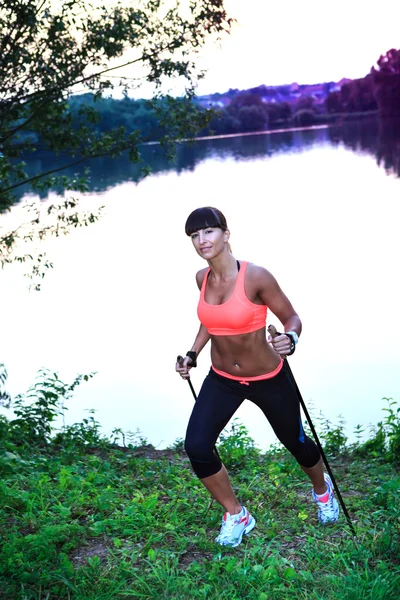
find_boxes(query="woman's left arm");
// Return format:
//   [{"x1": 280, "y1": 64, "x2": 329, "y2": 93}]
[{"x1": 251, "y1": 264, "x2": 302, "y2": 356}]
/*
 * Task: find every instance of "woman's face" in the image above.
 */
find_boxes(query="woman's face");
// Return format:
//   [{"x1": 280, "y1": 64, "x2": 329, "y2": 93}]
[{"x1": 190, "y1": 227, "x2": 229, "y2": 260}]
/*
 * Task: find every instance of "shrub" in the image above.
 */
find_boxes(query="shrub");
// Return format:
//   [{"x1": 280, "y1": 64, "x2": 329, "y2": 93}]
[
  {"x1": 3, "y1": 368, "x2": 95, "y2": 448},
  {"x1": 217, "y1": 418, "x2": 261, "y2": 471},
  {"x1": 355, "y1": 398, "x2": 400, "y2": 463}
]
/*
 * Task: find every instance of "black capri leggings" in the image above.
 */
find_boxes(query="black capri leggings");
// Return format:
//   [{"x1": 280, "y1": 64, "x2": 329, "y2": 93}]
[{"x1": 185, "y1": 366, "x2": 320, "y2": 479}]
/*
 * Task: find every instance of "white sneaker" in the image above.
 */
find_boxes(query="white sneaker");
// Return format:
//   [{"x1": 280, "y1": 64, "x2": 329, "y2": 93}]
[
  {"x1": 215, "y1": 506, "x2": 256, "y2": 547},
  {"x1": 313, "y1": 474, "x2": 340, "y2": 524}
]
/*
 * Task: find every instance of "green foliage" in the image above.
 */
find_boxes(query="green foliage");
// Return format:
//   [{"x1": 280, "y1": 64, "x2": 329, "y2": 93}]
[
  {"x1": 52, "y1": 411, "x2": 108, "y2": 451},
  {"x1": 381, "y1": 398, "x2": 400, "y2": 461},
  {"x1": 0, "y1": 380, "x2": 400, "y2": 599},
  {"x1": 292, "y1": 108, "x2": 317, "y2": 127},
  {"x1": 236, "y1": 105, "x2": 267, "y2": 132},
  {"x1": 371, "y1": 49, "x2": 400, "y2": 117},
  {"x1": 0, "y1": 422, "x2": 399, "y2": 599},
  {"x1": 301, "y1": 408, "x2": 349, "y2": 458},
  {"x1": 302, "y1": 397, "x2": 400, "y2": 465},
  {"x1": 373, "y1": 48, "x2": 400, "y2": 75},
  {"x1": 326, "y1": 90, "x2": 344, "y2": 113},
  {"x1": 170, "y1": 437, "x2": 185, "y2": 451},
  {"x1": 218, "y1": 418, "x2": 261, "y2": 471},
  {"x1": 1, "y1": 368, "x2": 96, "y2": 449},
  {"x1": 318, "y1": 414, "x2": 348, "y2": 456},
  {"x1": 339, "y1": 75, "x2": 378, "y2": 113},
  {"x1": 356, "y1": 398, "x2": 400, "y2": 463},
  {"x1": 110, "y1": 427, "x2": 149, "y2": 449}
]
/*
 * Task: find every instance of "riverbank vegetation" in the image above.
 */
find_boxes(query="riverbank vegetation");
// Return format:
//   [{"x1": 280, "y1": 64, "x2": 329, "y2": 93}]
[
  {"x1": 59, "y1": 49, "x2": 400, "y2": 144},
  {"x1": 0, "y1": 369, "x2": 399, "y2": 599}
]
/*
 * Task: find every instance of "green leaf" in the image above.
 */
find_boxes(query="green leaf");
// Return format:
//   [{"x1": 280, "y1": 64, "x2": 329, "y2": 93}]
[{"x1": 283, "y1": 567, "x2": 297, "y2": 580}]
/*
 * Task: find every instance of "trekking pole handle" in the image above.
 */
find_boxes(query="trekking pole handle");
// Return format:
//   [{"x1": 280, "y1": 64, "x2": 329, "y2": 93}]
[
  {"x1": 268, "y1": 324, "x2": 279, "y2": 339},
  {"x1": 177, "y1": 355, "x2": 197, "y2": 401},
  {"x1": 177, "y1": 355, "x2": 196, "y2": 371},
  {"x1": 268, "y1": 324, "x2": 287, "y2": 358}
]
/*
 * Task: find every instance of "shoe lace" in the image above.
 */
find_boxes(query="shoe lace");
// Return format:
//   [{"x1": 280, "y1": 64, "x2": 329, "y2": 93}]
[
  {"x1": 219, "y1": 514, "x2": 239, "y2": 539},
  {"x1": 317, "y1": 494, "x2": 336, "y2": 515}
]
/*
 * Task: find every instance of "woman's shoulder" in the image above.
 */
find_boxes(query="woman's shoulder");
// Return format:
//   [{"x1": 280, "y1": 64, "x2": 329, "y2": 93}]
[
  {"x1": 195, "y1": 267, "x2": 209, "y2": 290},
  {"x1": 244, "y1": 262, "x2": 277, "y2": 288},
  {"x1": 245, "y1": 261, "x2": 273, "y2": 278}
]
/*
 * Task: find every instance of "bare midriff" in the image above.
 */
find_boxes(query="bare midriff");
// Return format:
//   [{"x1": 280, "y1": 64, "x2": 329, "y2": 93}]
[{"x1": 210, "y1": 326, "x2": 281, "y2": 378}]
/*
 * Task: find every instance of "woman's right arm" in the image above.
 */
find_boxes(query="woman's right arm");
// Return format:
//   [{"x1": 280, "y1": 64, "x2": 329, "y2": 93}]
[
  {"x1": 176, "y1": 269, "x2": 210, "y2": 379},
  {"x1": 189, "y1": 324, "x2": 211, "y2": 356},
  {"x1": 176, "y1": 323, "x2": 211, "y2": 379}
]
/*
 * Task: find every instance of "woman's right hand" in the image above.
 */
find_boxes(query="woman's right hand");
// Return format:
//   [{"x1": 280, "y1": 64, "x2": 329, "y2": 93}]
[{"x1": 176, "y1": 355, "x2": 193, "y2": 380}]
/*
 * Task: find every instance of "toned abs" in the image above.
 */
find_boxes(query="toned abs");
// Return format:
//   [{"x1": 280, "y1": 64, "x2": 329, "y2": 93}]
[{"x1": 210, "y1": 327, "x2": 281, "y2": 377}]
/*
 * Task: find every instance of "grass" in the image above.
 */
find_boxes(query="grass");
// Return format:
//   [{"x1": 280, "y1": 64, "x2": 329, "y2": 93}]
[{"x1": 0, "y1": 370, "x2": 399, "y2": 599}]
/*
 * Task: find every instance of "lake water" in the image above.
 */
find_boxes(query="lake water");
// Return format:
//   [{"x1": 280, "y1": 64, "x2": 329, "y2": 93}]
[{"x1": 1, "y1": 119, "x2": 400, "y2": 450}]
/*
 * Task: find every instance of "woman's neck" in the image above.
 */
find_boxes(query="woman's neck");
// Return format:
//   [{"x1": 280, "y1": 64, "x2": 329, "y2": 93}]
[{"x1": 207, "y1": 253, "x2": 238, "y2": 282}]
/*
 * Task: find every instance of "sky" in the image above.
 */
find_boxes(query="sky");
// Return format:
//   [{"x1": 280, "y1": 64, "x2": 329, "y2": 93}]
[
  {"x1": 137, "y1": 0, "x2": 400, "y2": 97},
  {"x1": 74, "y1": 0, "x2": 400, "y2": 99},
  {"x1": 194, "y1": 0, "x2": 400, "y2": 94}
]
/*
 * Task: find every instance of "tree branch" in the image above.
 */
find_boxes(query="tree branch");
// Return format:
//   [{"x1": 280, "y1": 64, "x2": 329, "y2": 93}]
[
  {"x1": 0, "y1": 140, "x2": 144, "y2": 196},
  {"x1": 1, "y1": 96, "x2": 60, "y2": 144},
  {"x1": 0, "y1": 1, "x2": 48, "y2": 73},
  {"x1": 2, "y1": 30, "x2": 192, "y2": 108}
]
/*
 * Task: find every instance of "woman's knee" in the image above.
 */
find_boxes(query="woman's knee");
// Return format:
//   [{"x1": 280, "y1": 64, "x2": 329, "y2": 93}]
[
  {"x1": 184, "y1": 434, "x2": 222, "y2": 478},
  {"x1": 286, "y1": 435, "x2": 320, "y2": 468},
  {"x1": 184, "y1": 436, "x2": 204, "y2": 461}
]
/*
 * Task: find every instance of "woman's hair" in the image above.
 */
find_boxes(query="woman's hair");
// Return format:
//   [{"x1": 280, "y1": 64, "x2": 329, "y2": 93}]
[{"x1": 185, "y1": 207, "x2": 228, "y2": 236}]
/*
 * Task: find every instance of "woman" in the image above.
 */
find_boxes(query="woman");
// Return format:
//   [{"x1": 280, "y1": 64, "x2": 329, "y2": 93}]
[{"x1": 176, "y1": 207, "x2": 339, "y2": 548}]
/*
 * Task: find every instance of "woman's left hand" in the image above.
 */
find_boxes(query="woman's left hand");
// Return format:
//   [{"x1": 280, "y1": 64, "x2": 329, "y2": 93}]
[{"x1": 268, "y1": 333, "x2": 292, "y2": 357}]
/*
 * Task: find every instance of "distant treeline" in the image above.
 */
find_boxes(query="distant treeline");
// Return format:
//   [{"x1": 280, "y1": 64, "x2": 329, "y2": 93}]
[
  {"x1": 68, "y1": 95, "x2": 168, "y2": 143},
  {"x1": 66, "y1": 48, "x2": 400, "y2": 140}
]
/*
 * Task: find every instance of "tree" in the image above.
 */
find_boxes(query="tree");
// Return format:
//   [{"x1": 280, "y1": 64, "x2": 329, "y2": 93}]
[
  {"x1": 226, "y1": 93, "x2": 267, "y2": 132},
  {"x1": 0, "y1": 0, "x2": 232, "y2": 208},
  {"x1": 325, "y1": 91, "x2": 343, "y2": 114},
  {"x1": 295, "y1": 95, "x2": 315, "y2": 112},
  {"x1": 228, "y1": 92, "x2": 264, "y2": 113},
  {"x1": 292, "y1": 109, "x2": 316, "y2": 127},
  {"x1": 372, "y1": 48, "x2": 400, "y2": 76},
  {"x1": 371, "y1": 48, "x2": 400, "y2": 117},
  {"x1": 237, "y1": 105, "x2": 266, "y2": 132},
  {"x1": 206, "y1": 111, "x2": 241, "y2": 135},
  {"x1": 340, "y1": 76, "x2": 377, "y2": 113},
  {"x1": 264, "y1": 102, "x2": 291, "y2": 126},
  {"x1": 0, "y1": 0, "x2": 232, "y2": 286}
]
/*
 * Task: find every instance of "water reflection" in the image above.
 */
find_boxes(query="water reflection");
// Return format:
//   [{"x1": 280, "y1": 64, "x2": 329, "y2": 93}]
[
  {"x1": 15, "y1": 119, "x2": 400, "y2": 204},
  {"x1": 17, "y1": 127, "x2": 332, "y2": 200},
  {"x1": 329, "y1": 117, "x2": 400, "y2": 178}
]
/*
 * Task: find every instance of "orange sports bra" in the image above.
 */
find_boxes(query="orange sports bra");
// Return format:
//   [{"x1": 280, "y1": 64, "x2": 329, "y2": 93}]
[{"x1": 197, "y1": 261, "x2": 267, "y2": 336}]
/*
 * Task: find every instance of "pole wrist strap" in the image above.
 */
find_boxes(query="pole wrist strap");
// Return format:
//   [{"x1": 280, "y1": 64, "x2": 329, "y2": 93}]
[{"x1": 186, "y1": 351, "x2": 197, "y2": 367}]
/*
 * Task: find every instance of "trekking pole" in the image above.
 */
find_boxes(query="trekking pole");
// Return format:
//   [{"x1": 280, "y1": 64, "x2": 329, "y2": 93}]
[
  {"x1": 177, "y1": 355, "x2": 197, "y2": 402},
  {"x1": 268, "y1": 325, "x2": 356, "y2": 537},
  {"x1": 177, "y1": 355, "x2": 220, "y2": 459}
]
